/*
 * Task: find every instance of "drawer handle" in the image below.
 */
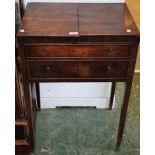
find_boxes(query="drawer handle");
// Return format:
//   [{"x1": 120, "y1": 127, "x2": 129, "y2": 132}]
[
  {"x1": 46, "y1": 66, "x2": 52, "y2": 73},
  {"x1": 105, "y1": 48, "x2": 113, "y2": 53},
  {"x1": 107, "y1": 65, "x2": 111, "y2": 73},
  {"x1": 44, "y1": 47, "x2": 49, "y2": 52}
]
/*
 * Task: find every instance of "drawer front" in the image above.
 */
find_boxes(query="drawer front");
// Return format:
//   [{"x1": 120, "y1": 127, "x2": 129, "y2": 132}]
[
  {"x1": 26, "y1": 44, "x2": 131, "y2": 58},
  {"x1": 28, "y1": 61, "x2": 128, "y2": 79}
]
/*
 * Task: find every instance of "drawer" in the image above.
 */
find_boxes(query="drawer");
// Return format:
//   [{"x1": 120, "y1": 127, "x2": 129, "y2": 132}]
[
  {"x1": 26, "y1": 44, "x2": 131, "y2": 58},
  {"x1": 28, "y1": 60, "x2": 128, "y2": 79}
]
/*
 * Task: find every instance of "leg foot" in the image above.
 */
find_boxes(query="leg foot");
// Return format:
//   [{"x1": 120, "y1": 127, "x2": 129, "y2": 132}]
[{"x1": 115, "y1": 80, "x2": 132, "y2": 150}]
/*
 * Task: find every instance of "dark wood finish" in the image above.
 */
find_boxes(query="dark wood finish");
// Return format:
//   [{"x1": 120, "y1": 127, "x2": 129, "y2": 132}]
[
  {"x1": 15, "y1": 65, "x2": 25, "y2": 119},
  {"x1": 17, "y1": 3, "x2": 79, "y2": 37},
  {"x1": 15, "y1": 58, "x2": 31, "y2": 154},
  {"x1": 19, "y1": 0, "x2": 25, "y2": 18},
  {"x1": 18, "y1": 43, "x2": 38, "y2": 152},
  {"x1": 17, "y1": 3, "x2": 140, "y2": 152},
  {"x1": 16, "y1": 2, "x2": 37, "y2": 154},
  {"x1": 16, "y1": 126, "x2": 25, "y2": 140},
  {"x1": 109, "y1": 82, "x2": 116, "y2": 110},
  {"x1": 23, "y1": 80, "x2": 35, "y2": 151},
  {"x1": 15, "y1": 140, "x2": 30, "y2": 154},
  {"x1": 17, "y1": 3, "x2": 139, "y2": 37},
  {"x1": 78, "y1": 3, "x2": 139, "y2": 36},
  {"x1": 35, "y1": 82, "x2": 41, "y2": 110},
  {"x1": 115, "y1": 80, "x2": 133, "y2": 151},
  {"x1": 15, "y1": 68, "x2": 28, "y2": 121},
  {"x1": 16, "y1": 119, "x2": 28, "y2": 126},
  {"x1": 26, "y1": 44, "x2": 132, "y2": 58},
  {"x1": 16, "y1": 48, "x2": 30, "y2": 154},
  {"x1": 16, "y1": 51, "x2": 35, "y2": 154},
  {"x1": 28, "y1": 60, "x2": 129, "y2": 79}
]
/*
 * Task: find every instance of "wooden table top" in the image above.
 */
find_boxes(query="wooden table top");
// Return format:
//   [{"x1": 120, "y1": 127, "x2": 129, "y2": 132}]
[{"x1": 17, "y1": 3, "x2": 139, "y2": 37}]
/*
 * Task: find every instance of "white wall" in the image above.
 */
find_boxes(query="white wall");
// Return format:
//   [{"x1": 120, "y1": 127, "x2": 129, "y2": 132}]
[{"x1": 40, "y1": 82, "x2": 114, "y2": 109}]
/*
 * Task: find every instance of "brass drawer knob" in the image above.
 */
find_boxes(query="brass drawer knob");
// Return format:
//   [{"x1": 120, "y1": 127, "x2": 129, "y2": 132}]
[
  {"x1": 46, "y1": 66, "x2": 52, "y2": 73},
  {"x1": 105, "y1": 48, "x2": 113, "y2": 53},
  {"x1": 107, "y1": 65, "x2": 111, "y2": 73},
  {"x1": 45, "y1": 47, "x2": 49, "y2": 52}
]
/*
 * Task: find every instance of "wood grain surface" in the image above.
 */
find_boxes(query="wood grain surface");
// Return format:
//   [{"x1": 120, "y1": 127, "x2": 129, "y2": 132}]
[
  {"x1": 17, "y1": 3, "x2": 140, "y2": 153},
  {"x1": 17, "y1": 3, "x2": 139, "y2": 37}
]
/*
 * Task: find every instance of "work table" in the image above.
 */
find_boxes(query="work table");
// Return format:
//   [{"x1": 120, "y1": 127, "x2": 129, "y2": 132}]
[{"x1": 17, "y1": 3, "x2": 139, "y2": 153}]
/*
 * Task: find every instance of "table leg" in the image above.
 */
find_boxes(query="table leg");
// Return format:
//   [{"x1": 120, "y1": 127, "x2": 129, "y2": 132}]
[
  {"x1": 109, "y1": 82, "x2": 116, "y2": 110},
  {"x1": 115, "y1": 80, "x2": 132, "y2": 151},
  {"x1": 36, "y1": 82, "x2": 41, "y2": 111}
]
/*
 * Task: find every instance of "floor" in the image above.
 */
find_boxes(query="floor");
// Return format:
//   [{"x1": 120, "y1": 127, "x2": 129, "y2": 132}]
[{"x1": 32, "y1": 73, "x2": 140, "y2": 155}]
